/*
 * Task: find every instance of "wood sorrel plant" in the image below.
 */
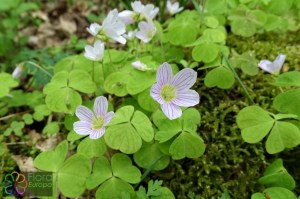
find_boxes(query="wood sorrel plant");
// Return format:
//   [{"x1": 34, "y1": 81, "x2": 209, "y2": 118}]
[{"x1": 1, "y1": 0, "x2": 300, "y2": 198}]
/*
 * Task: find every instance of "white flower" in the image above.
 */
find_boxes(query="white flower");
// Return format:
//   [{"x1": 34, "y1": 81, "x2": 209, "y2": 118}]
[
  {"x1": 12, "y1": 65, "x2": 24, "y2": 78},
  {"x1": 135, "y1": 21, "x2": 156, "y2": 43},
  {"x1": 123, "y1": 30, "x2": 137, "y2": 40},
  {"x1": 150, "y1": 62, "x2": 200, "y2": 120},
  {"x1": 132, "y1": 60, "x2": 148, "y2": 71},
  {"x1": 86, "y1": 23, "x2": 101, "y2": 36},
  {"x1": 167, "y1": 1, "x2": 183, "y2": 15},
  {"x1": 74, "y1": 96, "x2": 114, "y2": 139},
  {"x1": 87, "y1": 9, "x2": 126, "y2": 44},
  {"x1": 258, "y1": 54, "x2": 286, "y2": 74},
  {"x1": 84, "y1": 40, "x2": 105, "y2": 61},
  {"x1": 102, "y1": 9, "x2": 126, "y2": 44},
  {"x1": 118, "y1": 1, "x2": 159, "y2": 24}
]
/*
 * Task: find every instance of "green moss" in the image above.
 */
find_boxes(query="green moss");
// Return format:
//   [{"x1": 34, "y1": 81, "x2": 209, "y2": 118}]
[{"x1": 152, "y1": 33, "x2": 298, "y2": 198}]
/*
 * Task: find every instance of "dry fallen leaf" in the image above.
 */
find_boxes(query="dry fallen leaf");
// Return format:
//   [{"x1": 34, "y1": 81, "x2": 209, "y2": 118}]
[{"x1": 12, "y1": 155, "x2": 38, "y2": 172}]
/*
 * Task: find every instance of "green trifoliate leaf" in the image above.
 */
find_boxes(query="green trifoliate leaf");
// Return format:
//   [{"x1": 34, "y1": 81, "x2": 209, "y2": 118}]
[
  {"x1": 86, "y1": 156, "x2": 112, "y2": 189},
  {"x1": 265, "y1": 0, "x2": 294, "y2": 15},
  {"x1": 111, "y1": 153, "x2": 141, "y2": 184},
  {"x1": 54, "y1": 55, "x2": 94, "y2": 73},
  {"x1": 134, "y1": 142, "x2": 170, "y2": 171},
  {"x1": 230, "y1": 51, "x2": 259, "y2": 76},
  {"x1": 34, "y1": 140, "x2": 68, "y2": 172},
  {"x1": 273, "y1": 72, "x2": 300, "y2": 87},
  {"x1": 58, "y1": 154, "x2": 91, "y2": 197},
  {"x1": 202, "y1": 28, "x2": 226, "y2": 44},
  {"x1": 10, "y1": 121, "x2": 24, "y2": 136},
  {"x1": 103, "y1": 49, "x2": 130, "y2": 64},
  {"x1": 138, "y1": 88, "x2": 159, "y2": 112},
  {"x1": 192, "y1": 43, "x2": 220, "y2": 63},
  {"x1": 167, "y1": 18, "x2": 198, "y2": 46},
  {"x1": 273, "y1": 89, "x2": 300, "y2": 117},
  {"x1": 22, "y1": 113, "x2": 33, "y2": 125},
  {"x1": 205, "y1": 0, "x2": 238, "y2": 14},
  {"x1": 105, "y1": 106, "x2": 154, "y2": 154},
  {"x1": 0, "y1": 73, "x2": 18, "y2": 98},
  {"x1": 42, "y1": 122, "x2": 60, "y2": 135},
  {"x1": 252, "y1": 187, "x2": 297, "y2": 199},
  {"x1": 218, "y1": 189, "x2": 231, "y2": 199},
  {"x1": 258, "y1": 159, "x2": 295, "y2": 190},
  {"x1": 237, "y1": 106, "x2": 274, "y2": 143},
  {"x1": 104, "y1": 72, "x2": 129, "y2": 96},
  {"x1": 127, "y1": 70, "x2": 156, "y2": 95},
  {"x1": 273, "y1": 114, "x2": 299, "y2": 121},
  {"x1": 182, "y1": 108, "x2": 201, "y2": 133},
  {"x1": 95, "y1": 177, "x2": 135, "y2": 199},
  {"x1": 45, "y1": 87, "x2": 81, "y2": 114},
  {"x1": 204, "y1": 16, "x2": 219, "y2": 28},
  {"x1": 33, "y1": 104, "x2": 51, "y2": 121},
  {"x1": 68, "y1": 70, "x2": 96, "y2": 94},
  {"x1": 169, "y1": 131, "x2": 205, "y2": 160},
  {"x1": 237, "y1": 106, "x2": 300, "y2": 154},
  {"x1": 152, "y1": 187, "x2": 175, "y2": 199},
  {"x1": 204, "y1": 66, "x2": 235, "y2": 89},
  {"x1": 77, "y1": 137, "x2": 107, "y2": 159},
  {"x1": 266, "y1": 121, "x2": 300, "y2": 154}
]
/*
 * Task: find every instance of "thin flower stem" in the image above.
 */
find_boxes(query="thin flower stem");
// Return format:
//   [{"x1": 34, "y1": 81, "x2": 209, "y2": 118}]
[
  {"x1": 134, "y1": 154, "x2": 166, "y2": 189},
  {"x1": 101, "y1": 60, "x2": 105, "y2": 81},
  {"x1": 0, "y1": 111, "x2": 30, "y2": 121},
  {"x1": 24, "y1": 61, "x2": 53, "y2": 77},
  {"x1": 92, "y1": 61, "x2": 95, "y2": 82},
  {"x1": 222, "y1": 53, "x2": 254, "y2": 104}
]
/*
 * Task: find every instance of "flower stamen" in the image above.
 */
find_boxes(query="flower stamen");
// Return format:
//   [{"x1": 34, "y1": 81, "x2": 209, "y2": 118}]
[{"x1": 160, "y1": 84, "x2": 176, "y2": 102}]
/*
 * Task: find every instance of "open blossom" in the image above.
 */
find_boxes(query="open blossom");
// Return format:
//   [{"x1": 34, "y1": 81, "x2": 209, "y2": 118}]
[
  {"x1": 135, "y1": 21, "x2": 156, "y2": 43},
  {"x1": 258, "y1": 54, "x2": 286, "y2": 74},
  {"x1": 74, "y1": 96, "x2": 114, "y2": 139},
  {"x1": 86, "y1": 23, "x2": 101, "y2": 36},
  {"x1": 84, "y1": 40, "x2": 105, "y2": 61},
  {"x1": 118, "y1": 1, "x2": 159, "y2": 25},
  {"x1": 167, "y1": 1, "x2": 183, "y2": 15},
  {"x1": 150, "y1": 63, "x2": 200, "y2": 120},
  {"x1": 87, "y1": 9, "x2": 126, "y2": 44},
  {"x1": 132, "y1": 60, "x2": 148, "y2": 71}
]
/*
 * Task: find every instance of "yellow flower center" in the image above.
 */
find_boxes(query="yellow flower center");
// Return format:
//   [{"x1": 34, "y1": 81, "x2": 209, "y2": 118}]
[
  {"x1": 147, "y1": 29, "x2": 154, "y2": 38},
  {"x1": 92, "y1": 116, "x2": 104, "y2": 130},
  {"x1": 160, "y1": 84, "x2": 176, "y2": 102}
]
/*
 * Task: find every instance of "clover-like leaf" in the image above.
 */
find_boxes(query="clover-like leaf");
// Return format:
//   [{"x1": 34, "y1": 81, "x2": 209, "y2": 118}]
[
  {"x1": 105, "y1": 106, "x2": 154, "y2": 154},
  {"x1": 58, "y1": 154, "x2": 91, "y2": 197},
  {"x1": 77, "y1": 137, "x2": 107, "y2": 159},
  {"x1": 266, "y1": 121, "x2": 300, "y2": 154},
  {"x1": 204, "y1": 66, "x2": 235, "y2": 89},
  {"x1": 111, "y1": 153, "x2": 141, "y2": 184},
  {"x1": 252, "y1": 187, "x2": 296, "y2": 199},
  {"x1": 167, "y1": 17, "x2": 198, "y2": 46},
  {"x1": 237, "y1": 106, "x2": 274, "y2": 143},
  {"x1": 169, "y1": 132, "x2": 205, "y2": 160},
  {"x1": 86, "y1": 156, "x2": 112, "y2": 189},
  {"x1": 237, "y1": 106, "x2": 300, "y2": 154},
  {"x1": 0, "y1": 73, "x2": 18, "y2": 98},
  {"x1": 258, "y1": 159, "x2": 295, "y2": 190},
  {"x1": 134, "y1": 142, "x2": 170, "y2": 171},
  {"x1": 127, "y1": 70, "x2": 156, "y2": 95},
  {"x1": 104, "y1": 72, "x2": 129, "y2": 97},
  {"x1": 273, "y1": 71, "x2": 300, "y2": 87},
  {"x1": 230, "y1": 51, "x2": 259, "y2": 76},
  {"x1": 273, "y1": 89, "x2": 300, "y2": 117},
  {"x1": 192, "y1": 43, "x2": 220, "y2": 63},
  {"x1": 34, "y1": 140, "x2": 68, "y2": 172},
  {"x1": 95, "y1": 177, "x2": 135, "y2": 199},
  {"x1": 68, "y1": 70, "x2": 96, "y2": 94},
  {"x1": 137, "y1": 88, "x2": 159, "y2": 112}
]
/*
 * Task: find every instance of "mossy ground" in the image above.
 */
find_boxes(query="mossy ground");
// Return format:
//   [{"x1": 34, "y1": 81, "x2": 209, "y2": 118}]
[{"x1": 151, "y1": 32, "x2": 300, "y2": 198}]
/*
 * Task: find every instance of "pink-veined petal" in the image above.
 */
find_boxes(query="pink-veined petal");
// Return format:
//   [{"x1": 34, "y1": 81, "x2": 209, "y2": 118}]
[
  {"x1": 273, "y1": 54, "x2": 286, "y2": 71},
  {"x1": 74, "y1": 121, "x2": 92, "y2": 135},
  {"x1": 161, "y1": 103, "x2": 182, "y2": 120},
  {"x1": 157, "y1": 62, "x2": 173, "y2": 85},
  {"x1": 75, "y1": 105, "x2": 93, "y2": 122},
  {"x1": 258, "y1": 60, "x2": 274, "y2": 73},
  {"x1": 172, "y1": 90, "x2": 200, "y2": 107},
  {"x1": 172, "y1": 68, "x2": 197, "y2": 91},
  {"x1": 94, "y1": 96, "x2": 108, "y2": 117},
  {"x1": 150, "y1": 83, "x2": 164, "y2": 104},
  {"x1": 89, "y1": 128, "x2": 106, "y2": 139},
  {"x1": 104, "y1": 111, "x2": 114, "y2": 126}
]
